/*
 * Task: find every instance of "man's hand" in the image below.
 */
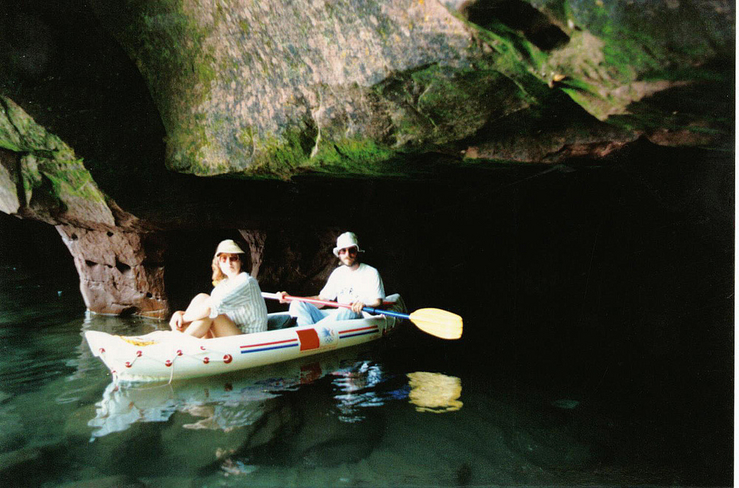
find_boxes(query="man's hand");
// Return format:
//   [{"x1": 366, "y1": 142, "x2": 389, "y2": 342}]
[
  {"x1": 276, "y1": 291, "x2": 289, "y2": 304},
  {"x1": 352, "y1": 298, "x2": 382, "y2": 313},
  {"x1": 350, "y1": 301, "x2": 365, "y2": 314}
]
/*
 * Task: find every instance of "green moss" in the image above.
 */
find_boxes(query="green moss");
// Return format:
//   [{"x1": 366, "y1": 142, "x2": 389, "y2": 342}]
[
  {"x1": 237, "y1": 126, "x2": 255, "y2": 149},
  {"x1": 557, "y1": 76, "x2": 607, "y2": 114},
  {"x1": 313, "y1": 138, "x2": 395, "y2": 173},
  {"x1": 256, "y1": 131, "x2": 305, "y2": 169},
  {"x1": 124, "y1": 0, "x2": 218, "y2": 131},
  {"x1": 216, "y1": 53, "x2": 558, "y2": 179},
  {"x1": 372, "y1": 61, "x2": 543, "y2": 150},
  {"x1": 468, "y1": 19, "x2": 549, "y2": 73},
  {"x1": 35, "y1": 156, "x2": 104, "y2": 202},
  {"x1": 165, "y1": 117, "x2": 212, "y2": 172},
  {"x1": 600, "y1": 39, "x2": 664, "y2": 83},
  {"x1": 229, "y1": 126, "x2": 400, "y2": 179},
  {"x1": 0, "y1": 140, "x2": 21, "y2": 152},
  {"x1": 466, "y1": 29, "x2": 551, "y2": 102}
]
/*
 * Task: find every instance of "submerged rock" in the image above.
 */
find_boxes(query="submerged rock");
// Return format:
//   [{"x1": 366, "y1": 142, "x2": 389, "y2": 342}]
[
  {"x1": 55, "y1": 475, "x2": 147, "y2": 488},
  {"x1": 0, "y1": 447, "x2": 44, "y2": 482}
]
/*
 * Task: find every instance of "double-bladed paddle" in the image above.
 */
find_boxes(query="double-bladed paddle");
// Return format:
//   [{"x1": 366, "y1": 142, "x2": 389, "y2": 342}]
[{"x1": 262, "y1": 292, "x2": 463, "y2": 340}]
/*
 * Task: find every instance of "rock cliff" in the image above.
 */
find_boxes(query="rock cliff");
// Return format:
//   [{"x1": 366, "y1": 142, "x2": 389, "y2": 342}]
[{"x1": 0, "y1": 0, "x2": 733, "y2": 316}]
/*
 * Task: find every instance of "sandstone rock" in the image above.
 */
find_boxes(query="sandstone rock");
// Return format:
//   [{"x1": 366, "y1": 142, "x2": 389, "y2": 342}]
[
  {"x1": 85, "y1": 0, "x2": 732, "y2": 179},
  {"x1": 56, "y1": 225, "x2": 168, "y2": 318}
]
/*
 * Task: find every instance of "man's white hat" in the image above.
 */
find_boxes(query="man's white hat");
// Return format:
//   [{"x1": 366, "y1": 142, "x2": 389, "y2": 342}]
[
  {"x1": 215, "y1": 239, "x2": 245, "y2": 256},
  {"x1": 333, "y1": 232, "x2": 364, "y2": 257}
]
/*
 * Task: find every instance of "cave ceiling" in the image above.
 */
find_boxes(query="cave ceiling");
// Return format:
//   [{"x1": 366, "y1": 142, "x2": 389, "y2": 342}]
[{"x1": 0, "y1": 0, "x2": 733, "y2": 230}]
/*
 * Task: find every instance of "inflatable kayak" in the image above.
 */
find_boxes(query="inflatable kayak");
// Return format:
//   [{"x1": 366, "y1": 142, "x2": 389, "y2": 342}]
[{"x1": 85, "y1": 294, "x2": 405, "y2": 382}]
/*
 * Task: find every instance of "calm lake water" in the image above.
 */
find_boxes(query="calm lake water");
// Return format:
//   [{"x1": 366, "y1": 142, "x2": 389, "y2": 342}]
[{"x1": 0, "y1": 152, "x2": 733, "y2": 487}]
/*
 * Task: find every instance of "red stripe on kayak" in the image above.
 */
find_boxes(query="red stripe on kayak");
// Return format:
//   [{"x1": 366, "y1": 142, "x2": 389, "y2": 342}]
[
  {"x1": 240, "y1": 338, "x2": 298, "y2": 350},
  {"x1": 297, "y1": 329, "x2": 320, "y2": 351},
  {"x1": 340, "y1": 326, "x2": 378, "y2": 335}
]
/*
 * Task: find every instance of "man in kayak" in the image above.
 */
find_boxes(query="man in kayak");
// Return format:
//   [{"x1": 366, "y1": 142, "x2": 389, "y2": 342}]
[
  {"x1": 169, "y1": 239, "x2": 268, "y2": 337},
  {"x1": 277, "y1": 231, "x2": 385, "y2": 326}
]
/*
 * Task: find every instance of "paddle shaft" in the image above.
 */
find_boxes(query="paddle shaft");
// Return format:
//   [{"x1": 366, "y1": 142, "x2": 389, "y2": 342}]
[
  {"x1": 261, "y1": 293, "x2": 410, "y2": 320},
  {"x1": 262, "y1": 292, "x2": 462, "y2": 339}
]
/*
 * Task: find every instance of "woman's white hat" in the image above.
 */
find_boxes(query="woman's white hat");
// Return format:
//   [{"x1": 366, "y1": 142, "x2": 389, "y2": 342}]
[
  {"x1": 215, "y1": 239, "x2": 245, "y2": 256},
  {"x1": 333, "y1": 232, "x2": 364, "y2": 257}
]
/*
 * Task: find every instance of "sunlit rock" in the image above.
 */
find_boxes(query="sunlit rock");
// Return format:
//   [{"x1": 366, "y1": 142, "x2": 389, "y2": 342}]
[{"x1": 83, "y1": 0, "x2": 733, "y2": 179}]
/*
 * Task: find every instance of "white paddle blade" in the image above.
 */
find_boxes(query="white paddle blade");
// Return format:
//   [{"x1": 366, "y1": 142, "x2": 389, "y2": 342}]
[{"x1": 409, "y1": 308, "x2": 463, "y2": 340}]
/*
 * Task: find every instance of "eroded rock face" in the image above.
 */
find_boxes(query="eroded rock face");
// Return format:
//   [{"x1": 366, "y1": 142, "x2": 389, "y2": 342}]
[
  {"x1": 86, "y1": 0, "x2": 732, "y2": 179},
  {"x1": 0, "y1": 96, "x2": 168, "y2": 316},
  {"x1": 92, "y1": 0, "x2": 486, "y2": 177},
  {"x1": 56, "y1": 225, "x2": 168, "y2": 318}
]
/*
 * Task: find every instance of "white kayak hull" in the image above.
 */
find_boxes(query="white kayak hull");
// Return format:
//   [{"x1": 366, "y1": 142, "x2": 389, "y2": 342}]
[{"x1": 85, "y1": 295, "x2": 405, "y2": 382}]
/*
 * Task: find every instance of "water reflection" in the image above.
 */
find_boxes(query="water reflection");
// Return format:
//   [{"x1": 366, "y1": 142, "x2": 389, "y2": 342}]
[
  {"x1": 407, "y1": 371, "x2": 463, "y2": 413},
  {"x1": 331, "y1": 361, "x2": 388, "y2": 422},
  {"x1": 86, "y1": 339, "x2": 397, "y2": 439},
  {"x1": 89, "y1": 377, "x2": 278, "y2": 438}
]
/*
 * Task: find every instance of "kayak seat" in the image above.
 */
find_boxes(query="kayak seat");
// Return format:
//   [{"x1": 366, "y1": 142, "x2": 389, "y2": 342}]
[{"x1": 267, "y1": 314, "x2": 297, "y2": 330}]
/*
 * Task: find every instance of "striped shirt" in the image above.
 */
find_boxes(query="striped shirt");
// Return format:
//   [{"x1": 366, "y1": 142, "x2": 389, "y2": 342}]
[{"x1": 209, "y1": 272, "x2": 268, "y2": 334}]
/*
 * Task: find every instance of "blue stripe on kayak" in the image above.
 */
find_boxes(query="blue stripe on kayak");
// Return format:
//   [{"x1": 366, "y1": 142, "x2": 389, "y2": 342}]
[
  {"x1": 340, "y1": 330, "x2": 379, "y2": 339},
  {"x1": 240, "y1": 343, "x2": 299, "y2": 354}
]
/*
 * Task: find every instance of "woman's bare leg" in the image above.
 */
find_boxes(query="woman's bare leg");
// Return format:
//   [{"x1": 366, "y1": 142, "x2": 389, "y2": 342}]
[
  {"x1": 183, "y1": 294, "x2": 211, "y2": 322},
  {"x1": 172, "y1": 293, "x2": 241, "y2": 338},
  {"x1": 171, "y1": 293, "x2": 214, "y2": 335},
  {"x1": 183, "y1": 317, "x2": 215, "y2": 337},
  {"x1": 210, "y1": 315, "x2": 242, "y2": 337}
]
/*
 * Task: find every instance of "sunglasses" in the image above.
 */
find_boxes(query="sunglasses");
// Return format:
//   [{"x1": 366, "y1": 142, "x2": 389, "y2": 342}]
[
  {"x1": 219, "y1": 255, "x2": 240, "y2": 263},
  {"x1": 338, "y1": 247, "x2": 358, "y2": 256}
]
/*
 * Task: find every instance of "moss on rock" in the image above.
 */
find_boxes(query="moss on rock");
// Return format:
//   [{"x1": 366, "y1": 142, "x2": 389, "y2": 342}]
[{"x1": 0, "y1": 96, "x2": 113, "y2": 225}]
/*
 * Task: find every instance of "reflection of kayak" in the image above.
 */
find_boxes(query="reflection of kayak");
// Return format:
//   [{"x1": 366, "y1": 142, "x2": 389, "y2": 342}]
[
  {"x1": 88, "y1": 346, "x2": 365, "y2": 438},
  {"x1": 84, "y1": 294, "x2": 404, "y2": 382}
]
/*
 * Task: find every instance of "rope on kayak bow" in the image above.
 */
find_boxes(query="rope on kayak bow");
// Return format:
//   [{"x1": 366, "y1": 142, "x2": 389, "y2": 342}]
[
  {"x1": 123, "y1": 349, "x2": 144, "y2": 369},
  {"x1": 106, "y1": 342, "x2": 236, "y2": 383}
]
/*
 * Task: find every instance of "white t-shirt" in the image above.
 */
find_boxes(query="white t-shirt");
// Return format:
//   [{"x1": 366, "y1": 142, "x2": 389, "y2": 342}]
[{"x1": 320, "y1": 263, "x2": 385, "y2": 305}]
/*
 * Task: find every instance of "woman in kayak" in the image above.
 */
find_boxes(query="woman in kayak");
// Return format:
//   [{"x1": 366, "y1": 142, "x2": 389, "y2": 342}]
[{"x1": 168, "y1": 239, "x2": 268, "y2": 337}]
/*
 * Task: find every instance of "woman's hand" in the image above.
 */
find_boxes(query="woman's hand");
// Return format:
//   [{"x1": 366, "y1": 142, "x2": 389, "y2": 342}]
[
  {"x1": 169, "y1": 311, "x2": 186, "y2": 331},
  {"x1": 276, "y1": 291, "x2": 289, "y2": 304}
]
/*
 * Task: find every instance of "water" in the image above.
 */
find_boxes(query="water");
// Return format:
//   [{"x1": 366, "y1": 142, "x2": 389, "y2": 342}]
[
  {"x1": 0, "y1": 260, "x2": 732, "y2": 487},
  {"x1": 0, "y1": 154, "x2": 733, "y2": 487}
]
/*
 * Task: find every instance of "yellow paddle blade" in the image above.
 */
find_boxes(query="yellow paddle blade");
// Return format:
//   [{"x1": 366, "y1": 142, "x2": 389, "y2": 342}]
[{"x1": 408, "y1": 308, "x2": 463, "y2": 340}]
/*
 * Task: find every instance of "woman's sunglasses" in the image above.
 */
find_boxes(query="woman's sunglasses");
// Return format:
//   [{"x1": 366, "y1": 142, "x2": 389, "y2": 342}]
[{"x1": 219, "y1": 255, "x2": 240, "y2": 263}]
